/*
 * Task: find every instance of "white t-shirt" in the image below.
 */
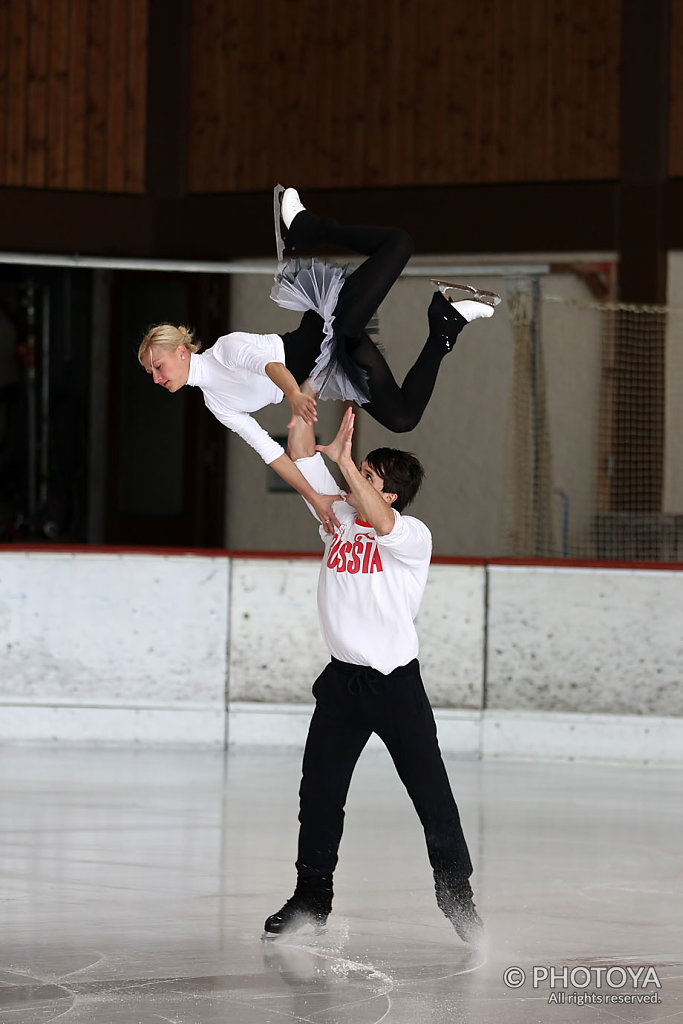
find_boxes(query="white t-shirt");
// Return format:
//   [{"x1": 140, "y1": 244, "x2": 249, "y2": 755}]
[
  {"x1": 187, "y1": 332, "x2": 286, "y2": 464},
  {"x1": 296, "y1": 453, "x2": 432, "y2": 674}
]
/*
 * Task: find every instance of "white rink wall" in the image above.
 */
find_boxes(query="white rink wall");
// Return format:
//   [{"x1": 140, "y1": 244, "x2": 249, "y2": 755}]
[
  {"x1": 487, "y1": 565, "x2": 683, "y2": 716},
  {"x1": 0, "y1": 551, "x2": 230, "y2": 745},
  {"x1": 228, "y1": 560, "x2": 485, "y2": 709},
  {"x1": 1, "y1": 550, "x2": 682, "y2": 763}
]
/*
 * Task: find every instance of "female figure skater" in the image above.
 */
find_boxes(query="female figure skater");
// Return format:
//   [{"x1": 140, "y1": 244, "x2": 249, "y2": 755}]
[{"x1": 138, "y1": 187, "x2": 497, "y2": 529}]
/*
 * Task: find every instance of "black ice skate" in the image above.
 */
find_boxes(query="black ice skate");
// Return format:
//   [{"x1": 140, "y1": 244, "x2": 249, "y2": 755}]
[
  {"x1": 435, "y1": 876, "x2": 484, "y2": 945},
  {"x1": 262, "y1": 874, "x2": 333, "y2": 940}
]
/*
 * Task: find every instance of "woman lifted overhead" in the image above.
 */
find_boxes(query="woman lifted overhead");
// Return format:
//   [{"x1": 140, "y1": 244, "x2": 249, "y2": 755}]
[{"x1": 138, "y1": 187, "x2": 498, "y2": 531}]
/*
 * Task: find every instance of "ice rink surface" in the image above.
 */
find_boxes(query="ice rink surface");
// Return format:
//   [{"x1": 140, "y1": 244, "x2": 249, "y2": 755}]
[{"x1": 1, "y1": 744, "x2": 681, "y2": 1024}]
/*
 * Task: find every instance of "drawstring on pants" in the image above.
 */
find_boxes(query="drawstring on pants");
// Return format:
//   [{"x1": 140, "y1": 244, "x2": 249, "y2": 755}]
[
  {"x1": 345, "y1": 665, "x2": 380, "y2": 696},
  {"x1": 329, "y1": 656, "x2": 417, "y2": 696}
]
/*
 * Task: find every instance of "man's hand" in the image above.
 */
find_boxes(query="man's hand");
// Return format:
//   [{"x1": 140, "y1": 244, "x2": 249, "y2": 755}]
[
  {"x1": 316, "y1": 406, "x2": 354, "y2": 466},
  {"x1": 317, "y1": 406, "x2": 395, "y2": 537}
]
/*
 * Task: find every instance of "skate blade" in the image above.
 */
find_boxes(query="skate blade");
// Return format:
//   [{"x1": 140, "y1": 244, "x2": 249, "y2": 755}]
[
  {"x1": 260, "y1": 922, "x2": 326, "y2": 943},
  {"x1": 273, "y1": 183, "x2": 285, "y2": 261},
  {"x1": 429, "y1": 278, "x2": 501, "y2": 307}
]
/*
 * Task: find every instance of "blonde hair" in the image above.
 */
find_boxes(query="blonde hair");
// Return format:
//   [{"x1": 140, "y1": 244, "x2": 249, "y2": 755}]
[{"x1": 138, "y1": 323, "x2": 200, "y2": 365}]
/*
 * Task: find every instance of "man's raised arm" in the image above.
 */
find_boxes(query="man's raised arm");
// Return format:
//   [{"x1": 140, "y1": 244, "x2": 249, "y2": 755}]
[
  {"x1": 287, "y1": 383, "x2": 345, "y2": 529},
  {"x1": 287, "y1": 380, "x2": 317, "y2": 462},
  {"x1": 316, "y1": 407, "x2": 396, "y2": 537}
]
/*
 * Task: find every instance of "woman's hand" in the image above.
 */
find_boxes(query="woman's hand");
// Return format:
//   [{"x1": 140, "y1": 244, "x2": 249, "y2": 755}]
[
  {"x1": 288, "y1": 389, "x2": 317, "y2": 427},
  {"x1": 312, "y1": 493, "x2": 342, "y2": 534},
  {"x1": 265, "y1": 363, "x2": 318, "y2": 426}
]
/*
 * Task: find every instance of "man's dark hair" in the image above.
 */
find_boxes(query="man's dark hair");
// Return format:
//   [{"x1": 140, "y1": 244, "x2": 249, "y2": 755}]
[{"x1": 364, "y1": 448, "x2": 424, "y2": 512}]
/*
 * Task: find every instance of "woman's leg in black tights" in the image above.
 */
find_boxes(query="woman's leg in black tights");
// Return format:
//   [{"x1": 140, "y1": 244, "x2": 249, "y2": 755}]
[
  {"x1": 282, "y1": 293, "x2": 470, "y2": 432},
  {"x1": 281, "y1": 311, "x2": 325, "y2": 385},
  {"x1": 285, "y1": 211, "x2": 413, "y2": 340},
  {"x1": 349, "y1": 332, "x2": 441, "y2": 433},
  {"x1": 347, "y1": 294, "x2": 469, "y2": 433},
  {"x1": 330, "y1": 224, "x2": 413, "y2": 339},
  {"x1": 283, "y1": 209, "x2": 469, "y2": 428}
]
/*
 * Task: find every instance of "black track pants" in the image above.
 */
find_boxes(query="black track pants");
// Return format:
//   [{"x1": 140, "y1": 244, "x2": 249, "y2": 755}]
[{"x1": 295, "y1": 657, "x2": 473, "y2": 882}]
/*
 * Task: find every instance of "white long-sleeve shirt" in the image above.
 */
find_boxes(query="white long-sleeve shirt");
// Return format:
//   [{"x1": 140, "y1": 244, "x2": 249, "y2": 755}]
[
  {"x1": 296, "y1": 453, "x2": 432, "y2": 674},
  {"x1": 187, "y1": 332, "x2": 286, "y2": 464}
]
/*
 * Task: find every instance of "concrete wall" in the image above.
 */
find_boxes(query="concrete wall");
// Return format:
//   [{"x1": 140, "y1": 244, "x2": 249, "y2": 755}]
[
  {"x1": 0, "y1": 550, "x2": 229, "y2": 743},
  {"x1": 665, "y1": 252, "x2": 683, "y2": 514},
  {"x1": 486, "y1": 565, "x2": 683, "y2": 715},
  {"x1": 228, "y1": 559, "x2": 485, "y2": 708},
  {"x1": 1, "y1": 549, "x2": 682, "y2": 762}
]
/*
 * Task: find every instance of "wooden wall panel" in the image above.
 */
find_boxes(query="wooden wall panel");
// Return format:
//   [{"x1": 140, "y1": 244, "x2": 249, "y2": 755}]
[
  {"x1": 5, "y1": 0, "x2": 28, "y2": 185},
  {"x1": 66, "y1": 0, "x2": 87, "y2": 188},
  {"x1": 0, "y1": 0, "x2": 8, "y2": 183},
  {"x1": 670, "y1": 0, "x2": 683, "y2": 177},
  {"x1": 106, "y1": 0, "x2": 126, "y2": 190},
  {"x1": 125, "y1": 0, "x2": 147, "y2": 192},
  {"x1": 187, "y1": 0, "x2": 622, "y2": 193},
  {"x1": 86, "y1": 0, "x2": 108, "y2": 191},
  {"x1": 0, "y1": 0, "x2": 147, "y2": 192},
  {"x1": 26, "y1": 0, "x2": 48, "y2": 186},
  {"x1": 46, "y1": 0, "x2": 69, "y2": 187},
  {"x1": 188, "y1": 0, "x2": 216, "y2": 191}
]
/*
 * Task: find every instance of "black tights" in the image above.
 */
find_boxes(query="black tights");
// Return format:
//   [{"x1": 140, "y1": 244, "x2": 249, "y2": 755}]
[{"x1": 281, "y1": 216, "x2": 455, "y2": 433}]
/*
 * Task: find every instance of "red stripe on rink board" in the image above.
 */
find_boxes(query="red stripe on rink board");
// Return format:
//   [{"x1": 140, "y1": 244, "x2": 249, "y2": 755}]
[
  {"x1": 0, "y1": 544, "x2": 230, "y2": 557},
  {"x1": 485, "y1": 556, "x2": 683, "y2": 571},
  {"x1": 1, "y1": 546, "x2": 683, "y2": 571},
  {"x1": 228, "y1": 550, "x2": 323, "y2": 561}
]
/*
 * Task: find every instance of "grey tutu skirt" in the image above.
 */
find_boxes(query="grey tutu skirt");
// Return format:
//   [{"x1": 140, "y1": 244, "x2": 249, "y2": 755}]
[{"x1": 270, "y1": 258, "x2": 371, "y2": 405}]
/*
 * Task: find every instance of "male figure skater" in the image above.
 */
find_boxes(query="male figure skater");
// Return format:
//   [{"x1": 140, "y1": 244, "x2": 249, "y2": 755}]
[{"x1": 262, "y1": 403, "x2": 482, "y2": 944}]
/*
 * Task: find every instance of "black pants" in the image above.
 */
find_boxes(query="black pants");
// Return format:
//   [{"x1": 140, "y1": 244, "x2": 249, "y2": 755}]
[
  {"x1": 281, "y1": 218, "x2": 455, "y2": 433},
  {"x1": 296, "y1": 658, "x2": 473, "y2": 884}
]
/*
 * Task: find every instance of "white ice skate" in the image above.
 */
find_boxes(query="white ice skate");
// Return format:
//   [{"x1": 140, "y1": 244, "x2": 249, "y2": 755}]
[
  {"x1": 273, "y1": 184, "x2": 307, "y2": 260},
  {"x1": 281, "y1": 187, "x2": 306, "y2": 228},
  {"x1": 273, "y1": 183, "x2": 285, "y2": 260}
]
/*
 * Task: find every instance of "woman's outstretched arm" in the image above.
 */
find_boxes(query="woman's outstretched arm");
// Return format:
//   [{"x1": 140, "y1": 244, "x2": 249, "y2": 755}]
[
  {"x1": 265, "y1": 362, "x2": 317, "y2": 426},
  {"x1": 268, "y1": 452, "x2": 341, "y2": 532}
]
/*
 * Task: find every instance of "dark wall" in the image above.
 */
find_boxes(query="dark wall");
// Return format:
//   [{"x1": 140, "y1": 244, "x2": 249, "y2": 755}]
[
  {"x1": 0, "y1": 0, "x2": 678, "y2": 299},
  {"x1": 0, "y1": 3, "x2": 675, "y2": 320},
  {"x1": 0, "y1": 0, "x2": 628, "y2": 195},
  {"x1": 0, "y1": 267, "x2": 91, "y2": 541}
]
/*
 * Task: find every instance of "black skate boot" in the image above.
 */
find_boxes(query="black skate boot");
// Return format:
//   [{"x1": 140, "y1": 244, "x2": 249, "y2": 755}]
[
  {"x1": 427, "y1": 291, "x2": 468, "y2": 352},
  {"x1": 284, "y1": 209, "x2": 333, "y2": 255},
  {"x1": 428, "y1": 287, "x2": 496, "y2": 352},
  {"x1": 435, "y1": 875, "x2": 484, "y2": 945},
  {"x1": 262, "y1": 874, "x2": 333, "y2": 939}
]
